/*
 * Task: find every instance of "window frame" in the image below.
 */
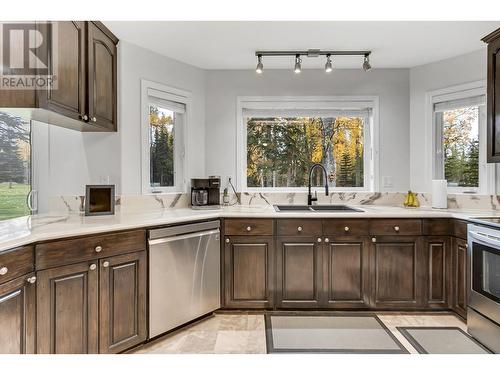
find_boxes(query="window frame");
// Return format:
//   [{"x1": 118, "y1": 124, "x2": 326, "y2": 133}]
[
  {"x1": 140, "y1": 79, "x2": 191, "y2": 195},
  {"x1": 427, "y1": 81, "x2": 494, "y2": 195},
  {"x1": 236, "y1": 96, "x2": 380, "y2": 192}
]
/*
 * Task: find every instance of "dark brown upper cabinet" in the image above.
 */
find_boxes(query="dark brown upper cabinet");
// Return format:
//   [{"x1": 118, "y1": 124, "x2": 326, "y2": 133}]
[
  {"x1": 483, "y1": 27, "x2": 500, "y2": 162},
  {"x1": 0, "y1": 21, "x2": 118, "y2": 132}
]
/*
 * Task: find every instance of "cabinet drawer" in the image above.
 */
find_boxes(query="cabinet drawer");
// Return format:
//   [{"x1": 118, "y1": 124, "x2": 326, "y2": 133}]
[
  {"x1": 452, "y1": 220, "x2": 468, "y2": 240},
  {"x1": 423, "y1": 219, "x2": 452, "y2": 236},
  {"x1": 35, "y1": 230, "x2": 146, "y2": 270},
  {"x1": 370, "y1": 219, "x2": 422, "y2": 235},
  {"x1": 322, "y1": 219, "x2": 369, "y2": 236},
  {"x1": 224, "y1": 219, "x2": 274, "y2": 236},
  {"x1": 0, "y1": 246, "x2": 34, "y2": 284},
  {"x1": 277, "y1": 219, "x2": 322, "y2": 236}
]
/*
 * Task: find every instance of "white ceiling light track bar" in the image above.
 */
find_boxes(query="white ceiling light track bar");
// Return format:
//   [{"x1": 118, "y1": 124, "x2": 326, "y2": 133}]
[{"x1": 254, "y1": 49, "x2": 372, "y2": 74}]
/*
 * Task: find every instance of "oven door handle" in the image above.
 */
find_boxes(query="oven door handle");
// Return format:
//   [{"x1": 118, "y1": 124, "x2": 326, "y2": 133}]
[{"x1": 469, "y1": 230, "x2": 500, "y2": 253}]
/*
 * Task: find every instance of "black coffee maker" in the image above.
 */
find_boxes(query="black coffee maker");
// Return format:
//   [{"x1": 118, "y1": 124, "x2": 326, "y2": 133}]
[{"x1": 190, "y1": 176, "x2": 220, "y2": 209}]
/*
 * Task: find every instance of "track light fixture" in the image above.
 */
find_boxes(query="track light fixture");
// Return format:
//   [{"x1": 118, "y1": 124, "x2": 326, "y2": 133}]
[
  {"x1": 294, "y1": 55, "x2": 302, "y2": 74},
  {"x1": 363, "y1": 54, "x2": 372, "y2": 72},
  {"x1": 254, "y1": 49, "x2": 372, "y2": 74},
  {"x1": 324, "y1": 54, "x2": 333, "y2": 73},
  {"x1": 255, "y1": 54, "x2": 263, "y2": 74}
]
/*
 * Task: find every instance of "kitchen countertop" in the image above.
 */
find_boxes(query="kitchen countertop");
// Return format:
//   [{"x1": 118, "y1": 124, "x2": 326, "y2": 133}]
[{"x1": 1, "y1": 204, "x2": 498, "y2": 253}]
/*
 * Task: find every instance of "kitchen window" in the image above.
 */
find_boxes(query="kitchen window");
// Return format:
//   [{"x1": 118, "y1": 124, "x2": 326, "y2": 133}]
[
  {"x1": 0, "y1": 112, "x2": 34, "y2": 220},
  {"x1": 141, "y1": 80, "x2": 189, "y2": 194},
  {"x1": 237, "y1": 97, "x2": 378, "y2": 192},
  {"x1": 432, "y1": 86, "x2": 493, "y2": 194}
]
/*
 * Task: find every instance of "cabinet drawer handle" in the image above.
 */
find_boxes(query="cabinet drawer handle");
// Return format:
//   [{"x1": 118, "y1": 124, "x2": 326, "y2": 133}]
[
  {"x1": 103, "y1": 261, "x2": 110, "y2": 268},
  {"x1": 317, "y1": 238, "x2": 322, "y2": 243},
  {"x1": 246, "y1": 226, "x2": 252, "y2": 232},
  {"x1": 344, "y1": 226, "x2": 350, "y2": 232},
  {"x1": 26, "y1": 276, "x2": 37, "y2": 284},
  {"x1": 394, "y1": 226, "x2": 400, "y2": 232},
  {"x1": 95, "y1": 245, "x2": 103, "y2": 253},
  {"x1": 225, "y1": 238, "x2": 230, "y2": 243},
  {"x1": 324, "y1": 238, "x2": 330, "y2": 243},
  {"x1": 372, "y1": 237, "x2": 377, "y2": 243},
  {"x1": 89, "y1": 264, "x2": 97, "y2": 271},
  {"x1": 0, "y1": 266, "x2": 8, "y2": 276},
  {"x1": 297, "y1": 226, "x2": 303, "y2": 232}
]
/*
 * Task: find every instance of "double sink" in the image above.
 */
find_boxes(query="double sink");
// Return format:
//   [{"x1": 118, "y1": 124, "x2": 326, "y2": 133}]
[{"x1": 273, "y1": 204, "x2": 363, "y2": 213}]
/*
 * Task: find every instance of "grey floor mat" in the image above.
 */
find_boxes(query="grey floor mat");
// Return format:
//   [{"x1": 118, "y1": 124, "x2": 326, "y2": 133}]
[
  {"x1": 397, "y1": 327, "x2": 492, "y2": 354},
  {"x1": 265, "y1": 313, "x2": 408, "y2": 354}
]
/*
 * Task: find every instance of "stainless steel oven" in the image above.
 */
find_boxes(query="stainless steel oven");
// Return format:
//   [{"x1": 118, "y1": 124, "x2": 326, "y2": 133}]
[{"x1": 467, "y1": 223, "x2": 500, "y2": 353}]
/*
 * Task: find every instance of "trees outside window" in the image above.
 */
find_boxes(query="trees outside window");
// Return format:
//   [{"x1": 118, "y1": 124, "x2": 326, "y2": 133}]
[{"x1": 246, "y1": 116, "x2": 365, "y2": 188}]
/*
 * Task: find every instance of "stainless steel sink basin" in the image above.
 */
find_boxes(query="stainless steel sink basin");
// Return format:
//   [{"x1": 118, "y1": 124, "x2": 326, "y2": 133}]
[{"x1": 273, "y1": 204, "x2": 363, "y2": 212}]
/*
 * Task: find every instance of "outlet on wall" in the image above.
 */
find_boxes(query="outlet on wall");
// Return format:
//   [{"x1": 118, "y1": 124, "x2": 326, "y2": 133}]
[{"x1": 382, "y1": 176, "x2": 393, "y2": 188}]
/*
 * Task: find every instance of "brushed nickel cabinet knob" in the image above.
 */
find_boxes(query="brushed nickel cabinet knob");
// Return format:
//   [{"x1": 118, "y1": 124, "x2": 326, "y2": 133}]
[
  {"x1": 89, "y1": 264, "x2": 97, "y2": 271},
  {"x1": 324, "y1": 238, "x2": 330, "y2": 243},
  {"x1": 372, "y1": 237, "x2": 377, "y2": 243},
  {"x1": 103, "y1": 261, "x2": 110, "y2": 268},
  {"x1": 92, "y1": 117, "x2": 97, "y2": 122},
  {"x1": 80, "y1": 114, "x2": 88, "y2": 121},
  {"x1": 0, "y1": 266, "x2": 8, "y2": 276},
  {"x1": 27, "y1": 276, "x2": 37, "y2": 284},
  {"x1": 297, "y1": 226, "x2": 303, "y2": 232},
  {"x1": 225, "y1": 238, "x2": 230, "y2": 243},
  {"x1": 246, "y1": 226, "x2": 252, "y2": 232},
  {"x1": 317, "y1": 238, "x2": 322, "y2": 243},
  {"x1": 394, "y1": 226, "x2": 400, "y2": 232},
  {"x1": 95, "y1": 245, "x2": 103, "y2": 253},
  {"x1": 344, "y1": 226, "x2": 350, "y2": 232}
]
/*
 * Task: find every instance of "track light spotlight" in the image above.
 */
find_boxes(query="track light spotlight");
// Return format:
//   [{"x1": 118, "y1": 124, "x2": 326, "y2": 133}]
[
  {"x1": 325, "y1": 54, "x2": 333, "y2": 73},
  {"x1": 294, "y1": 55, "x2": 302, "y2": 74},
  {"x1": 363, "y1": 54, "x2": 372, "y2": 72},
  {"x1": 255, "y1": 55, "x2": 263, "y2": 74}
]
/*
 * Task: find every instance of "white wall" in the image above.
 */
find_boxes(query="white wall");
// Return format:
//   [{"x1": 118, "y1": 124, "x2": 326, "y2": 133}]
[
  {"x1": 409, "y1": 49, "x2": 487, "y2": 192},
  {"x1": 118, "y1": 41, "x2": 206, "y2": 195},
  {"x1": 204, "y1": 69, "x2": 410, "y2": 192}
]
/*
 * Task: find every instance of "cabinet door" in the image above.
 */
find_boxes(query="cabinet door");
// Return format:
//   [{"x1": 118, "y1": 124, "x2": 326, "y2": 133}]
[
  {"x1": 0, "y1": 274, "x2": 36, "y2": 354},
  {"x1": 323, "y1": 237, "x2": 370, "y2": 308},
  {"x1": 276, "y1": 237, "x2": 322, "y2": 308},
  {"x1": 36, "y1": 261, "x2": 98, "y2": 354},
  {"x1": 452, "y1": 238, "x2": 468, "y2": 318},
  {"x1": 485, "y1": 29, "x2": 500, "y2": 162},
  {"x1": 38, "y1": 21, "x2": 86, "y2": 121},
  {"x1": 87, "y1": 22, "x2": 117, "y2": 131},
  {"x1": 224, "y1": 236, "x2": 274, "y2": 308},
  {"x1": 370, "y1": 236, "x2": 425, "y2": 308},
  {"x1": 99, "y1": 251, "x2": 147, "y2": 354},
  {"x1": 425, "y1": 237, "x2": 450, "y2": 308}
]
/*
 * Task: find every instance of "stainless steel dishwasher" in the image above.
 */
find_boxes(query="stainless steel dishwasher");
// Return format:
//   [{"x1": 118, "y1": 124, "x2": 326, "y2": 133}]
[{"x1": 148, "y1": 220, "x2": 221, "y2": 338}]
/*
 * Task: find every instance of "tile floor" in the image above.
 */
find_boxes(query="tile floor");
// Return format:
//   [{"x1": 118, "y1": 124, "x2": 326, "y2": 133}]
[{"x1": 130, "y1": 312, "x2": 466, "y2": 354}]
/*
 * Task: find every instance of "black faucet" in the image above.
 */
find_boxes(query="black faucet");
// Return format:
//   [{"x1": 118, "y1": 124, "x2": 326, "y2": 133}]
[{"x1": 307, "y1": 163, "x2": 329, "y2": 205}]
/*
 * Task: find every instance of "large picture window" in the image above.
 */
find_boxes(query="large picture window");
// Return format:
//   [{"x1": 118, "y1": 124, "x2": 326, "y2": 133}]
[{"x1": 238, "y1": 98, "x2": 377, "y2": 192}]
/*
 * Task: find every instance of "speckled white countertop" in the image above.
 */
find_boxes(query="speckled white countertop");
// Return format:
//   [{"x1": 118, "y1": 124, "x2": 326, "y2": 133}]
[{"x1": 0, "y1": 204, "x2": 498, "y2": 253}]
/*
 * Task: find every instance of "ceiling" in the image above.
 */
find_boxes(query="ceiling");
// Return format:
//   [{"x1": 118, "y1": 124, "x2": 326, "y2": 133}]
[{"x1": 104, "y1": 21, "x2": 500, "y2": 70}]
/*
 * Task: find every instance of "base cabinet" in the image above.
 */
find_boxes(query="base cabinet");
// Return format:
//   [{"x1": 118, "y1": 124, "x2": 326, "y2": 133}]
[
  {"x1": 370, "y1": 236, "x2": 425, "y2": 309},
  {"x1": 36, "y1": 261, "x2": 99, "y2": 354},
  {"x1": 99, "y1": 252, "x2": 147, "y2": 354},
  {"x1": 36, "y1": 251, "x2": 146, "y2": 354},
  {"x1": 276, "y1": 237, "x2": 323, "y2": 308},
  {"x1": 451, "y1": 238, "x2": 468, "y2": 318},
  {"x1": 224, "y1": 236, "x2": 274, "y2": 308},
  {"x1": 425, "y1": 237, "x2": 450, "y2": 308},
  {"x1": 322, "y1": 238, "x2": 370, "y2": 308},
  {"x1": 0, "y1": 274, "x2": 36, "y2": 354}
]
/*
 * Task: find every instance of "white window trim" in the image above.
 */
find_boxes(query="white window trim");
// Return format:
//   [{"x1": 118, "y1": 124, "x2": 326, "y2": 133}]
[
  {"x1": 236, "y1": 95, "x2": 380, "y2": 193},
  {"x1": 140, "y1": 79, "x2": 191, "y2": 195},
  {"x1": 425, "y1": 80, "x2": 494, "y2": 195}
]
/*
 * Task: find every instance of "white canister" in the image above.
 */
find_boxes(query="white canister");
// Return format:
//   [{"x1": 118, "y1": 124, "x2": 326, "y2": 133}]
[{"x1": 432, "y1": 180, "x2": 448, "y2": 209}]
